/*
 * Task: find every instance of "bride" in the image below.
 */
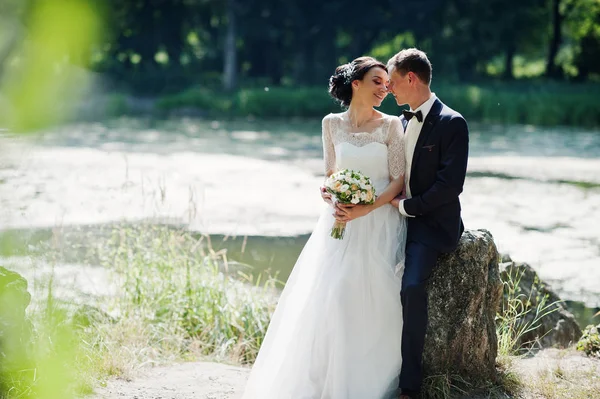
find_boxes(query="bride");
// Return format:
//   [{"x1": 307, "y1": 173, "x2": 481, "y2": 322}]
[{"x1": 242, "y1": 56, "x2": 407, "y2": 399}]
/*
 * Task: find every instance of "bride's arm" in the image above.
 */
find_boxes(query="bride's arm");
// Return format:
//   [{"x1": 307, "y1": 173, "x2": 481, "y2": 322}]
[
  {"x1": 320, "y1": 115, "x2": 335, "y2": 205},
  {"x1": 375, "y1": 119, "x2": 405, "y2": 208}
]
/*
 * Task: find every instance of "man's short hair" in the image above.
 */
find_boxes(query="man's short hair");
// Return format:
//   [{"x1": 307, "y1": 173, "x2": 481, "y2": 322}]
[{"x1": 387, "y1": 48, "x2": 432, "y2": 85}]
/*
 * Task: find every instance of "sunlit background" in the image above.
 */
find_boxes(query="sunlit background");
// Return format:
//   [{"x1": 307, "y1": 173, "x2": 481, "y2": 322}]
[{"x1": 0, "y1": 0, "x2": 599, "y2": 397}]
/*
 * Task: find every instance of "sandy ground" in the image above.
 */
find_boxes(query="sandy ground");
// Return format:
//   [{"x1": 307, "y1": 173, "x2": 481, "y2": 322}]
[
  {"x1": 92, "y1": 362, "x2": 249, "y2": 399},
  {"x1": 90, "y1": 349, "x2": 600, "y2": 399}
]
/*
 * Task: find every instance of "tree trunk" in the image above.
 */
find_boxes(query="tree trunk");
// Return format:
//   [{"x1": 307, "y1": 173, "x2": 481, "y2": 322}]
[
  {"x1": 293, "y1": 44, "x2": 308, "y2": 84},
  {"x1": 223, "y1": 0, "x2": 237, "y2": 91},
  {"x1": 545, "y1": 0, "x2": 562, "y2": 79},
  {"x1": 267, "y1": 40, "x2": 283, "y2": 85},
  {"x1": 503, "y1": 42, "x2": 516, "y2": 80}
]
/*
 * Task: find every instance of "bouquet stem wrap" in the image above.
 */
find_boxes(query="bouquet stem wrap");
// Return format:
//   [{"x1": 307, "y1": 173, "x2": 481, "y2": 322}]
[{"x1": 330, "y1": 220, "x2": 347, "y2": 239}]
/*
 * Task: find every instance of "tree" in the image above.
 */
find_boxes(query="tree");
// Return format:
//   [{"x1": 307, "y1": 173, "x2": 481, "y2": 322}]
[
  {"x1": 546, "y1": 0, "x2": 564, "y2": 78},
  {"x1": 223, "y1": 0, "x2": 237, "y2": 91},
  {"x1": 565, "y1": 0, "x2": 600, "y2": 80}
]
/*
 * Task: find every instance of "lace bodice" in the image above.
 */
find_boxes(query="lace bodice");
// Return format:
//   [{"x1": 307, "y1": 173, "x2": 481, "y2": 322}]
[{"x1": 322, "y1": 113, "x2": 406, "y2": 183}]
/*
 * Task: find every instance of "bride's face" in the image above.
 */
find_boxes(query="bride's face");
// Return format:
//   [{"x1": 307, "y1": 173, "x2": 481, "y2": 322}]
[{"x1": 352, "y1": 67, "x2": 389, "y2": 107}]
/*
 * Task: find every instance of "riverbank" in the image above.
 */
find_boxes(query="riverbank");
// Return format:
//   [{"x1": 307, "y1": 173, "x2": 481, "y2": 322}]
[
  {"x1": 3, "y1": 223, "x2": 599, "y2": 399},
  {"x1": 88, "y1": 81, "x2": 600, "y2": 128}
]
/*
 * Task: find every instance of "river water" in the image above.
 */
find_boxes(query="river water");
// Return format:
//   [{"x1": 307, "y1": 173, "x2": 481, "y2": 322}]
[{"x1": 1, "y1": 117, "x2": 599, "y2": 318}]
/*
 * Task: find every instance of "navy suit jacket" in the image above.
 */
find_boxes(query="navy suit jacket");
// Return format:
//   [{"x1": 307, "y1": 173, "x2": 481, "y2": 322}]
[{"x1": 401, "y1": 98, "x2": 469, "y2": 253}]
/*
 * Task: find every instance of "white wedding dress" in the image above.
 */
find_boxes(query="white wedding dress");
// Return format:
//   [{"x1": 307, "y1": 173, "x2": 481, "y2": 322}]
[{"x1": 242, "y1": 113, "x2": 407, "y2": 399}]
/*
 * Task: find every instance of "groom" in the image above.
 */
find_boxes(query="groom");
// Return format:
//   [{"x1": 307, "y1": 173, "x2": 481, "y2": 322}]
[{"x1": 387, "y1": 49, "x2": 469, "y2": 398}]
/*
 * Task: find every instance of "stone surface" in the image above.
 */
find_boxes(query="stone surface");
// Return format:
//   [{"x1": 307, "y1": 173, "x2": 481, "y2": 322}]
[
  {"x1": 0, "y1": 266, "x2": 33, "y2": 379},
  {"x1": 424, "y1": 229, "x2": 503, "y2": 382},
  {"x1": 0, "y1": 266, "x2": 30, "y2": 319}
]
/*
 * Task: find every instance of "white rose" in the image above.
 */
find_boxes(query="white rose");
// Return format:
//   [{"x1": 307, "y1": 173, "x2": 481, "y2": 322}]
[
  {"x1": 360, "y1": 192, "x2": 367, "y2": 201},
  {"x1": 341, "y1": 184, "x2": 349, "y2": 192},
  {"x1": 351, "y1": 194, "x2": 360, "y2": 204}
]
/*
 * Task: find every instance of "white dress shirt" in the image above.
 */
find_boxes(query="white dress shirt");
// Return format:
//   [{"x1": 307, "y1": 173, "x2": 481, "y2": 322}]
[{"x1": 399, "y1": 93, "x2": 437, "y2": 217}]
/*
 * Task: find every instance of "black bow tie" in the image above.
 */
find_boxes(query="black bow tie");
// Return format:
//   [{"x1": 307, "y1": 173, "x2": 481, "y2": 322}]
[{"x1": 403, "y1": 110, "x2": 423, "y2": 122}]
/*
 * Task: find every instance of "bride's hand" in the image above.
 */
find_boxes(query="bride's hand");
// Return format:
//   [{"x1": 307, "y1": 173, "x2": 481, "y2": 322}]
[
  {"x1": 320, "y1": 186, "x2": 334, "y2": 207},
  {"x1": 334, "y1": 203, "x2": 372, "y2": 222}
]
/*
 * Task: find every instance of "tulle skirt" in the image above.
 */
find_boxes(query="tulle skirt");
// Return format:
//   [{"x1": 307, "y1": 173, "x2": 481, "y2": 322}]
[{"x1": 242, "y1": 203, "x2": 407, "y2": 399}]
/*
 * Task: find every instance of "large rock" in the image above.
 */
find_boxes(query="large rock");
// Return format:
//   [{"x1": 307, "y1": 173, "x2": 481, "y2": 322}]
[
  {"x1": 499, "y1": 259, "x2": 582, "y2": 349},
  {"x1": 0, "y1": 266, "x2": 33, "y2": 376},
  {"x1": 424, "y1": 229, "x2": 502, "y2": 382}
]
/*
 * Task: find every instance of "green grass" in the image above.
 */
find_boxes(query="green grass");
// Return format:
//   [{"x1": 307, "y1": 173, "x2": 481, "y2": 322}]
[
  {"x1": 556, "y1": 180, "x2": 600, "y2": 190},
  {"x1": 156, "y1": 81, "x2": 600, "y2": 127},
  {"x1": 98, "y1": 225, "x2": 279, "y2": 366},
  {"x1": 577, "y1": 324, "x2": 600, "y2": 357},
  {"x1": 1, "y1": 280, "x2": 97, "y2": 399},
  {"x1": 0, "y1": 225, "x2": 280, "y2": 398},
  {"x1": 496, "y1": 266, "x2": 561, "y2": 357}
]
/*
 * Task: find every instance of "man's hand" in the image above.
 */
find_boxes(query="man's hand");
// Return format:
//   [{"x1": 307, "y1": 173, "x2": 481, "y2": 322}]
[
  {"x1": 320, "y1": 186, "x2": 333, "y2": 206},
  {"x1": 390, "y1": 193, "x2": 407, "y2": 209},
  {"x1": 333, "y1": 203, "x2": 372, "y2": 222}
]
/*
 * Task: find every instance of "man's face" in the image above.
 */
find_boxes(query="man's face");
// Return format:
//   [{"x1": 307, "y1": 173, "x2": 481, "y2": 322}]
[{"x1": 387, "y1": 67, "x2": 410, "y2": 106}]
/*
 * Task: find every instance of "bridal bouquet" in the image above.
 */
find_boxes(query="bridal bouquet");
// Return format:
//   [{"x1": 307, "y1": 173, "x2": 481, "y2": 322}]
[{"x1": 324, "y1": 169, "x2": 376, "y2": 240}]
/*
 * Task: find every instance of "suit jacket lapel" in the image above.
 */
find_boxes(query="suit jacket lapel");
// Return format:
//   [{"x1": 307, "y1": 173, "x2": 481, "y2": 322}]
[{"x1": 410, "y1": 99, "x2": 443, "y2": 180}]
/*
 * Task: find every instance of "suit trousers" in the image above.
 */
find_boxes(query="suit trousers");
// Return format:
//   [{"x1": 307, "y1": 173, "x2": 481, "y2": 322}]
[{"x1": 398, "y1": 239, "x2": 440, "y2": 393}]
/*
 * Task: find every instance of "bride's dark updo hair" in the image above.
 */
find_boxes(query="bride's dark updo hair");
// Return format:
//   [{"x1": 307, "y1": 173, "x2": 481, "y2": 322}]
[{"x1": 328, "y1": 56, "x2": 387, "y2": 107}]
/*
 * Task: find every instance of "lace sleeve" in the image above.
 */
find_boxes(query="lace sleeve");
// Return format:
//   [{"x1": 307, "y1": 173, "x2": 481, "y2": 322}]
[
  {"x1": 387, "y1": 117, "x2": 405, "y2": 180},
  {"x1": 322, "y1": 115, "x2": 336, "y2": 176}
]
